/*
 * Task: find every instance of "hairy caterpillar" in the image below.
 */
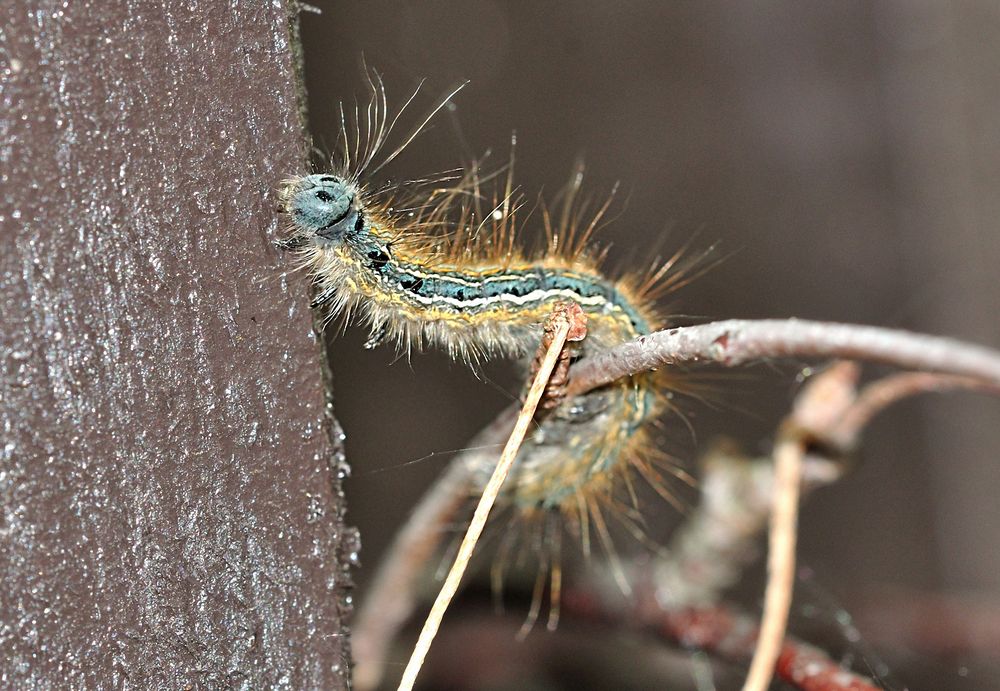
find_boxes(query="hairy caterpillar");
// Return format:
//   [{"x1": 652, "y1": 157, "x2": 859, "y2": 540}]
[{"x1": 279, "y1": 82, "x2": 698, "y2": 567}]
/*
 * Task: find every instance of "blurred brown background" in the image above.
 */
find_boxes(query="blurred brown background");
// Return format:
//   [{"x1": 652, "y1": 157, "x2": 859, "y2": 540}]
[{"x1": 300, "y1": 2, "x2": 1000, "y2": 689}]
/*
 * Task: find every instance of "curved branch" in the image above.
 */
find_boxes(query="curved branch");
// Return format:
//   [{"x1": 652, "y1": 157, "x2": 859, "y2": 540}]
[{"x1": 566, "y1": 319, "x2": 1000, "y2": 397}]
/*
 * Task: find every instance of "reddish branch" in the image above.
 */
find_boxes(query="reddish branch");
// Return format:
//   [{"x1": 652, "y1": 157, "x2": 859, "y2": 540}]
[
  {"x1": 566, "y1": 319, "x2": 1000, "y2": 397},
  {"x1": 564, "y1": 590, "x2": 880, "y2": 691},
  {"x1": 666, "y1": 607, "x2": 883, "y2": 691},
  {"x1": 533, "y1": 303, "x2": 589, "y2": 412}
]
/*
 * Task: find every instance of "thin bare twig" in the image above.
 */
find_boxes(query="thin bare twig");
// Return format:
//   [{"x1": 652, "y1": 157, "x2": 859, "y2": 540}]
[
  {"x1": 566, "y1": 319, "x2": 1000, "y2": 397},
  {"x1": 743, "y1": 361, "x2": 866, "y2": 691},
  {"x1": 830, "y1": 372, "x2": 1000, "y2": 450},
  {"x1": 397, "y1": 305, "x2": 586, "y2": 691},
  {"x1": 743, "y1": 433, "x2": 804, "y2": 691}
]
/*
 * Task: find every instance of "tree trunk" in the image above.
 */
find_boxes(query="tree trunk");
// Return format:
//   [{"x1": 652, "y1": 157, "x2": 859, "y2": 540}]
[{"x1": 1, "y1": 1, "x2": 352, "y2": 687}]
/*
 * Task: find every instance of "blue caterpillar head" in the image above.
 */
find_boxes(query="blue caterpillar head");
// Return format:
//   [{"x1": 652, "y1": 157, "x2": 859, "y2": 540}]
[{"x1": 286, "y1": 174, "x2": 361, "y2": 242}]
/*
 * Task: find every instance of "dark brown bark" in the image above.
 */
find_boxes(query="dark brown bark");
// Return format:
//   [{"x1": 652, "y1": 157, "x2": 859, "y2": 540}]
[{"x1": 1, "y1": 1, "x2": 352, "y2": 688}]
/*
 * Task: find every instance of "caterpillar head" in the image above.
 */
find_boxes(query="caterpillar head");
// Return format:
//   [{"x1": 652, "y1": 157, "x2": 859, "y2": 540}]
[{"x1": 283, "y1": 174, "x2": 362, "y2": 243}]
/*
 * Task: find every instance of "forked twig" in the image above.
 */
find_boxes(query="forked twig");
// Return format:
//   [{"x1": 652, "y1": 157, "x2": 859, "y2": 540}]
[
  {"x1": 652, "y1": 363, "x2": 998, "y2": 690},
  {"x1": 742, "y1": 361, "x2": 861, "y2": 691},
  {"x1": 560, "y1": 319, "x2": 1000, "y2": 689},
  {"x1": 740, "y1": 363, "x2": 1000, "y2": 690},
  {"x1": 396, "y1": 304, "x2": 587, "y2": 691}
]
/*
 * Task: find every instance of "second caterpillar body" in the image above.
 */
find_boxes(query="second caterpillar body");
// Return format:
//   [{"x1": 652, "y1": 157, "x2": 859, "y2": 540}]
[{"x1": 281, "y1": 167, "x2": 683, "y2": 524}]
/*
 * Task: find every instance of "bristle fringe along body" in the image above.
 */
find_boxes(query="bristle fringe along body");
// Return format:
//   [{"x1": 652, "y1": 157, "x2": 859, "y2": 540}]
[{"x1": 280, "y1": 80, "x2": 691, "y2": 548}]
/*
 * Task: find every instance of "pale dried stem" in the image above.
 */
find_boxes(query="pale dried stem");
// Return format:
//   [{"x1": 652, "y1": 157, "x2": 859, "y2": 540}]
[
  {"x1": 396, "y1": 308, "x2": 578, "y2": 691},
  {"x1": 741, "y1": 433, "x2": 804, "y2": 691}
]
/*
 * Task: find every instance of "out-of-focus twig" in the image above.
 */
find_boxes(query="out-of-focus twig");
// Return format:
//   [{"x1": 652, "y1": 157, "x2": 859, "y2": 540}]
[
  {"x1": 567, "y1": 590, "x2": 883, "y2": 691},
  {"x1": 584, "y1": 361, "x2": 1000, "y2": 689},
  {"x1": 566, "y1": 319, "x2": 1000, "y2": 398},
  {"x1": 828, "y1": 372, "x2": 1000, "y2": 451},
  {"x1": 397, "y1": 304, "x2": 587, "y2": 691},
  {"x1": 743, "y1": 433, "x2": 804, "y2": 691},
  {"x1": 653, "y1": 363, "x2": 859, "y2": 612},
  {"x1": 745, "y1": 361, "x2": 864, "y2": 691}
]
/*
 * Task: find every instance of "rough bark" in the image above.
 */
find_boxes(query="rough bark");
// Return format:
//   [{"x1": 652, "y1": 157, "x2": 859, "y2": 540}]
[{"x1": 1, "y1": 1, "x2": 352, "y2": 688}]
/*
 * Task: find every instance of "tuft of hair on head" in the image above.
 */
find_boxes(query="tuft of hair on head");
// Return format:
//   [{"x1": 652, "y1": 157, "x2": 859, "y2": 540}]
[{"x1": 332, "y1": 68, "x2": 469, "y2": 184}]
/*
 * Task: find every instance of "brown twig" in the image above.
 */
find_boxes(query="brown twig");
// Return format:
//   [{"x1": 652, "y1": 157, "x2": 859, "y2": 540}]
[
  {"x1": 565, "y1": 319, "x2": 1000, "y2": 398},
  {"x1": 651, "y1": 363, "x2": 857, "y2": 612},
  {"x1": 743, "y1": 362, "x2": 865, "y2": 691},
  {"x1": 396, "y1": 305, "x2": 586, "y2": 691}
]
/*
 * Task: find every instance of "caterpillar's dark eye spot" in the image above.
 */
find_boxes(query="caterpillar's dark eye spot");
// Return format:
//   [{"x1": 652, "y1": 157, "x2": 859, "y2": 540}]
[{"x1": 315, "y1": 190, "x2": 334, "y2": 203}]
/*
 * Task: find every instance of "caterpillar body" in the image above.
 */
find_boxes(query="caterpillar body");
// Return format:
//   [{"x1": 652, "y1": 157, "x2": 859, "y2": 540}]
[
  {"x1": 278, "y1": 81, "x2": 700, "y2": 561},
  {"x1": 280, "y1": 165, "x2": 686, "y2": 518}
]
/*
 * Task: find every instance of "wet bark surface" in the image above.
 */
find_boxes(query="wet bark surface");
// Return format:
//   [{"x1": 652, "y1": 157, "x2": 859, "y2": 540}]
[{"x1": 1, "y1": 1, "x2": 352, "y2": 687}]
